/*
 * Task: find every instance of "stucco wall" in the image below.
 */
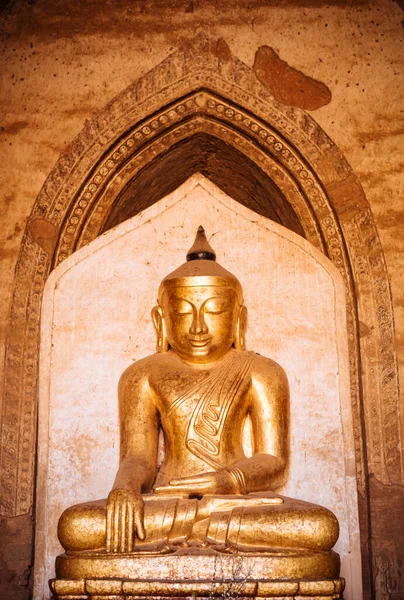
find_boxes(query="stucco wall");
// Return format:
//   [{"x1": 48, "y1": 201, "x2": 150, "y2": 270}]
[{"x1": 0, "y1": 1, "x2": 403, "y2": 598}]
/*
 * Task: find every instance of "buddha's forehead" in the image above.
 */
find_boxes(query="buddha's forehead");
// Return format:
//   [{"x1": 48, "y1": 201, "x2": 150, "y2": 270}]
[
  {"x1": 164, "y1": 285, "x2": 237, "y2": 302},
  {"x1": 158, "y1": 275, "x2": 243, "y2": 304}
]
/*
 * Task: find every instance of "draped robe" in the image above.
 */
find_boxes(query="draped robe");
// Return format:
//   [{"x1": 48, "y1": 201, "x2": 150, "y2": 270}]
[{"x1": 58, "y1": 351, "x2": 338, "y2": 554}]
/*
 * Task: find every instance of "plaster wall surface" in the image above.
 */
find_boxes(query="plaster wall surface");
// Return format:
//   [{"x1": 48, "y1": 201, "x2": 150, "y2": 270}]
[
  {"x1": 35, "y1": 176, "x2": 360, "y2": 600},
  {"x1": 0, "y1": 1, "x2": 403, "y2": 598}
]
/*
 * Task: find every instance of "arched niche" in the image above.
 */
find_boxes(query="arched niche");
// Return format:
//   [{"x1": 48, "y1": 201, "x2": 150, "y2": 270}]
[
  {"x1": 0, "y1": 32, "x2": 400, "y2": 597},
  {"x1": 102, "y1": 133, "x2": 305, "y2": 237},
  {"x1": 34, "y1": 176, "x2": 361, "y2": 599}
]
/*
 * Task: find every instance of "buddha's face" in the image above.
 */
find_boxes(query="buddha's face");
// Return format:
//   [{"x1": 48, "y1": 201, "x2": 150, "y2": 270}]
[{"x1": 159, "y1": 285, "x2": 241, "y2": 364}]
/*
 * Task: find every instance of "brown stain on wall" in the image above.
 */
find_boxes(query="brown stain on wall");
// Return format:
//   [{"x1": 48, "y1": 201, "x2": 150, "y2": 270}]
[
  {"x1": 253, "y1": 46, "x2": 332, "y2": 111},
  {"x1": 2, "y1": 192, "x2": 16, "y2": 209},
  {"x1": 0, "y1": 514, "x2": 33, "y2": 600},
  {"x1": 3, "y1": 121, "x2": 29, "y2": 135},
  {"x1": 6, "y1": 223, "x2": 22, "y2": 241},
  {"x1": 359, "y1": 321, "x2": 373, "y2": 338},
  {"x1": 327, "y1": 174, "x2": 369, "y2": 220},
  {"x1": 27, "y1": 218, "x2": 58, "y2": 256},
  {"x1": 214, "y1": 38, "x2": 232, "y2": 62},
  {"x1": 357, "y1": 126, "x2": 404, "y2": 144},
  {"x1": 370, "y1": 476, "x2": 404, "y2": 598}
]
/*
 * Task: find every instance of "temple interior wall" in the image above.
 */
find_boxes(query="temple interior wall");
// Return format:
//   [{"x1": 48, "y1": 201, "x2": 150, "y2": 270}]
[{"x1": 0, "y1": 1, "x2": 403, "y2": 598}]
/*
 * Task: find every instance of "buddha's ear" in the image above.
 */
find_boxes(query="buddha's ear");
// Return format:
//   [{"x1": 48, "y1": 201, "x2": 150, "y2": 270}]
[
  {"x1": 151, "y1": 305, "x2": 169, "y2": 353},
  {"x1": 234, "y1": 305, "x2": 248, "y2": 351}
]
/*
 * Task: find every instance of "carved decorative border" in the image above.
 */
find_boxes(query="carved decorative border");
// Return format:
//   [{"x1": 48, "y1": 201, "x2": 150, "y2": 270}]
[
  {"x1": 0, "y1": 35, "x2": 401, "y2": 596},
  {"x1": 50, "y1": 576, "x2": 345, "y2": 599},
  {"x1": 72, "y1": 108, "x2": 326, "y2": 254}
]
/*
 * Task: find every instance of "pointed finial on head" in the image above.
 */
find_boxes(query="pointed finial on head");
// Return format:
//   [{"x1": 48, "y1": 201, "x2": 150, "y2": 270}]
[
  {"x1": 186, "y1": 226, "x2": 216, "y2": 262},
  {"x1": 158, "y1": 225, "x2": 243, "y2": 302}
]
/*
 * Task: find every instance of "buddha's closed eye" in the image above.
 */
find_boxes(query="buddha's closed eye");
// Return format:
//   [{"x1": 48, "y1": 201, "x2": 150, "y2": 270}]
[
  {"x1": 172, "y1": 300, "x2": 193, "y2": 315},
  {"x1": 171, "y1": 299, "x2": 231, "y2": 316},
  {"x1": 205, "y1": 309, "x2": 229, "y2": 315},
  {"x1": 203, "y1": 300, "x2": 231, "y2": 315}
]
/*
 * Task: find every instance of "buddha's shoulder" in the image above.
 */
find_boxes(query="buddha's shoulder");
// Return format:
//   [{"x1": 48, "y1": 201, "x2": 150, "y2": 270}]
[
  {"x1": 119, "y1": 353, "x2": 165, "y2": 384},
  {"x1": 247, "y1": 351, "x2": 288, "y2": 382}
]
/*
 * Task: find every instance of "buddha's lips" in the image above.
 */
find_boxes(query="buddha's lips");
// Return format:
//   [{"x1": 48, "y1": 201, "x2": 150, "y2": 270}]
[{"x1": 187, "y1": 336, "x2": 212, "y2": 347}]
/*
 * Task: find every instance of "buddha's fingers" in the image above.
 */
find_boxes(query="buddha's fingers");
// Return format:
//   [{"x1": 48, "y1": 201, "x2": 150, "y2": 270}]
[
  {"x1": 170, "y1": 476, "x2": 211, "y2": 485},
  {"x1": 106, "y1": 502, "x2": 114, "y2": 553},
  {"x1": 113, "y1": 502, "x2": 120, "y2": 553},
  {"x1": 135, "y1": 502, "x2": 145, "y2": 541},
  {"x1": 126, "y1": 504, "x2": 134, "y2": 552},
  {"x1": 120, "y1": 502, "x2": 127, "y2": 553},
  {"x1": 167, "y1": 477, "x2": 213, "y2": 494}
]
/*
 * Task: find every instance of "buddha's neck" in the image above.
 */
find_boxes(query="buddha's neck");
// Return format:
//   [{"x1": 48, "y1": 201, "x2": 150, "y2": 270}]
[{"x1": 169, "y1": 347, "x2": 237, "y2": 369}]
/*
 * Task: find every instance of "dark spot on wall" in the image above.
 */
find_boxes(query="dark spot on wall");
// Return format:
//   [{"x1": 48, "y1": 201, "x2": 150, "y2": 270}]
[
  {"x1": 214, "y1": 38, "x2": 232, "y2": 62},
  {"x1": 253, "y1": 46, "x2": 332, "y2": 111},
  {"x1": 359, "y1": 321, "x2": 372, "y2": 338},
  {"x1": 4, "y1": 120, "x2": 29, "y2": 135},
  {"x1": 3, "y1": 193, "x2": 15, "y2": 208},
  {"x1": 27, "y1": 218, "x2": 58, "y2": 255},
  {"x1": 6, "y1": 223, "x2": 22, "y2": 241}
]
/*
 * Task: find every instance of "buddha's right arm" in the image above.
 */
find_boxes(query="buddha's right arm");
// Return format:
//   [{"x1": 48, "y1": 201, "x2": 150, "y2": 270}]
[
  {"x1": 111, "y1": 456, "x2": 153, "y2": 494},
  {"x1": 117, "y1": 363, "x2": 159, "y2": 491},
  {"x1": 106, "y1": 363, "x2": 159, "y2": 552}
]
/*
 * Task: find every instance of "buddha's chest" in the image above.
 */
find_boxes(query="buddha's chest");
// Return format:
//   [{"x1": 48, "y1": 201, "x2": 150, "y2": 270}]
[{"x1": 150, "y1": 354, "x2": 253, "y2": 462}]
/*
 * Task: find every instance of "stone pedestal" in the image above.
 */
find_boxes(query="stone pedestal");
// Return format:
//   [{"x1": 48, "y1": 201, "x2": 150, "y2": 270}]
[{"x1": 51, "y1": 550, "x2": 344, "y2": 599}]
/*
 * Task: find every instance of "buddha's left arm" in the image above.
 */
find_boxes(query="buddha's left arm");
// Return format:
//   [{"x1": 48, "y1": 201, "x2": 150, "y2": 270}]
[{"x1": 229, "y1": 358, "x2": 290, "y2": 493}]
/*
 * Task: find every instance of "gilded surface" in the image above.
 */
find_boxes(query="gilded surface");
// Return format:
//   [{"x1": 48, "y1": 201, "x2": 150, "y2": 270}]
[{"x1": 55, "y1": 228, "x2": 340, "y2": 591}]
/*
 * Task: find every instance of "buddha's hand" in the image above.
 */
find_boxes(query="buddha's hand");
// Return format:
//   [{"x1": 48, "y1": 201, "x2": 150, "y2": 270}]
[
  {"x1": 154, "y1": 468, "x2": 240, "y2": 496},
  {"x1": 106, "y1": 488, "x2": 145, "y2": 553}
]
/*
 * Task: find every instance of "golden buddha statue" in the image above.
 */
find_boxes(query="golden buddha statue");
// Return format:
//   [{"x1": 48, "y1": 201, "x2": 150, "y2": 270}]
[{"x1": 54, "y1": 227, "x2": 342, "y2": 596}]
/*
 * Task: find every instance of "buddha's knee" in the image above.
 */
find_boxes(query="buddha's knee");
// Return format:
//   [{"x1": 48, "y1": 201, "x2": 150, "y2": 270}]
[
  {"x1": 58, "y1": 500, "x2": 106, "y2": 551},
  {"x1": 293, "y1": 503, "x2": 340, "y2": 551},
  {"x1": 228, "y1": 501, "x2": 339, "y2": 552}
]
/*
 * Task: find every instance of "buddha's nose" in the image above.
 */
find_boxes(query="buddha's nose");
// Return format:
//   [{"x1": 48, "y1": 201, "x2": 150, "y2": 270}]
[{"x1": 189, "y1": 310, "x2": 208, "y2": 336}]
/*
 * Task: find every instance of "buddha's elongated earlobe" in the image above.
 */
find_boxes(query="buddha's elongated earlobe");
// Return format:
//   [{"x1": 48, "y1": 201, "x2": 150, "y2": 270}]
[
  {"x1": 234, "y1": 305, "x2": 248, "y2": 350},
  {"x1": 151, "y1": 305, "x2": 169, "y2": 353}
]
